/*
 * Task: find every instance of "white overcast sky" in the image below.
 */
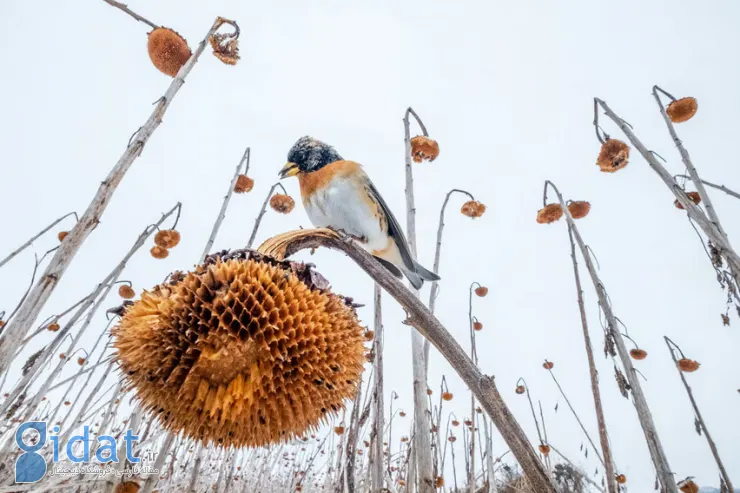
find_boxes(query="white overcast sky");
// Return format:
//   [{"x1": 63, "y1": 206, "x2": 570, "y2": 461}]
[{"x1": 1, "y1": 0, "x2": 739, "y2": 491}]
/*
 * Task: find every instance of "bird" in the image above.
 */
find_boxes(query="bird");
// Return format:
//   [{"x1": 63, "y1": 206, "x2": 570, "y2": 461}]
[{"x1": 279, "y1": 136, "x2": 440, "y2": 290}]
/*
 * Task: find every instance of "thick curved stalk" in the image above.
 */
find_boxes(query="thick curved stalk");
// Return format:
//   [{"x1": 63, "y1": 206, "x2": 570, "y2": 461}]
[
  {"x1": 546, "y1": 181, "x2": 677, "y2": 493},
  {"x1": 258, "y1": 229, "x2": 557, "y2": 493},
  {"x1": 0, "y1": 16, "x2": 236, "y2": 378},
  {"x1": 403, "y1": 107, "x2": 434, "y2": 493}
]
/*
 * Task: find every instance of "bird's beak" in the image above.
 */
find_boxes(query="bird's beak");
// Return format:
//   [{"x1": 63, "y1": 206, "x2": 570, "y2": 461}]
[{"x1": 279, "y1": 162, "x2": 299, "y2": 179}]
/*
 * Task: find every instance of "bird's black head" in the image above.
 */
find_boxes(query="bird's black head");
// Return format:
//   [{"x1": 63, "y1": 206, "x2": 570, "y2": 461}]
[{"x1": 280, "y1": 136, "x2": 343, "y2": 178}]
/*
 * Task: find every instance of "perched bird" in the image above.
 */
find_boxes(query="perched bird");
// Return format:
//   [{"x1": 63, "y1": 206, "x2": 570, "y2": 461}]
[{"x1": 279, "y1": 136, "x2": 440, "y2": 289}]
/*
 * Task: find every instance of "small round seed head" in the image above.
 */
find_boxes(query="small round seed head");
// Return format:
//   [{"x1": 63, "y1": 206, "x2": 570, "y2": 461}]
[
  {"x1": 515, "y1": 385, "x2": 525, "y2": 394},
  {"x1": 234, "y1": 175, "x2": 254, "y2": 193},
  {"x1": 678, "y1": 479, "x2": 699, "y2": 493},
  {"x1": 473, "y1": 321, "x2": 483, "y2": 331},
  {"x1": 596, "y1": 139, "x2": 630, "y2": 173},
  {"x1": 678, "y1": 358, "x2": 700, "y2": 373},
  {"x1": 543, "y1": 361, "x2": 554, "y2": 370},
  {"x1": 426, "y1": 388, "x2": 433, "y2": 396},
  {"x1": 674, "y1": 191, "x2": 702, "y2": 209},
  {"x1": 616, "y1": 474, "x2": 627, "y2": 485},
  {"x1": 115, "y1": 251, "x2": 365, "y2": 447},
  {"x1": 64, "y1": 401, "x2": 71, "y2": 406},
  {"x1": 537, "y1": 204, "x2": 564, "y2": 224},
  {"x1": 155, "y1": 230, "x2": 181, "y2": 249},
  {"x1": 451, "y1": 419, "x2": 459, "y2": 426},
  {"x1": 435, "y1": 476, "x2": 444, "y2": 488},
  {"x1": 48, "y1": 322, "x2": 60, "y2": 332},
  {"x1": 538, "y1": 444, "x2": 551, "y2": 456},
  {"x1": 118, "y1": 285, "x2": 136, "y2": 300},
  {"x1": 77, "y1": 357, "x2": 85, "y2": 366},
  {"x1": 441, "y1": 392, "x2": 453, "y2": 401},
  {"x1": 399, "y1": 411, "x2": 406, "y2": 417},
  {"x1": 463, "y1": 419, "x2": 472, "y2": 426},
  {"x1": 364, "y1": 330, "x2": 374, "y2": 341},
  {"x1": 59, "y1": 353, "x2": 66, "y2": 359},
  {"x1": 474, "y1": 286, "x2": 488, "y2": 297},
  {"x1": 270, "y1": 194, "x2": 296, "y2": 214},
  {"x1": 0, "y1": 320, "x2": 5, "y2": 329},
  {"x1": 115, "y1": 482, "x2": 140, "y2": 493},
  {"x1": 410, "y1": 136, "x2": 440, "y2": 163},
  {"x1": 667, "y1": 97, "x2": 698, "y2": 123},
  {"x1": 448, "y1": 435, "x2": 457, "y2": 443},
  {"x1": 150, "y1": 246, "x2": 169, "y2": 259},
  {"x1": 460, "y1": 200, "x2": 486, "y2": 218},
  {"x1": 630, "y1": 348, "x2": 648, "y2": 360},
  {"x1": 147, "y1": 27, "x2": 192, "y2": 77},
  {"x1": 58, "y1": 231, "x2": 69, "y2": 242},
  {"x1": 567, "y1": 201, "x2": 591, "y2": 219},
  {"x1": 400, "y1": 436, "x2": 409, "y2": 443}
]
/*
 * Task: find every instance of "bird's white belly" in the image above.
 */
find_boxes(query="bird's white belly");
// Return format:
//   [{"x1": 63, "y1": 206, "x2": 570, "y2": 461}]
[{"x1": 305, "y1": 178, "x2": 386, "y2": 252}]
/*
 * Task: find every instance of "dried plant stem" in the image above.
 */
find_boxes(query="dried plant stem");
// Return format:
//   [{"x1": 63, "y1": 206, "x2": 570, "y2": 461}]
[
  {"x1": 187, "y1": 444, "x2": 204, "y2": 493},
  {"x1": 201, "y1": 146, "x2": 250, "y2": 262},
  {"x1": 564, "y1": 223, "x2": 617, "y2": 493},
  {"x1": 0, "y1": 212, "x2": 77, "y2": 270},
  {"x1": 141, "y1": 434, "x2": 176, "y2": 493},
  {"x1": 664, "y1": 337, "x2": 734, "y2": 491},
  {"x1": 548, "y1": 444, "x2": 605, "y2": 493},
  {"x1": 595, "y1": 98, "x2": 740, "y2": 278},
  {"x1": 258, "y1": 229, "x2": 558, "y2": 493},
  {"x1": 246, "y1": 182, "x2": 288, "y2": 249},
  {"x1": 403, "y1": 106, "x2": 434, "y2": 493},
  {"x1": 674, "y1": 174, "x2": 740, "y2": 201},
  {"x1": 100, "y1": 0, "x2": 158, "y2": 29},
  {"x1": 546, "y1": 181, "x2": 678, "y2": 493},
  {"x1": 0, "y1": 16, "x2": 232, "y2": 378},
  {"x1": 371, "y1": 284, "x2": 385, "y2": 492}
]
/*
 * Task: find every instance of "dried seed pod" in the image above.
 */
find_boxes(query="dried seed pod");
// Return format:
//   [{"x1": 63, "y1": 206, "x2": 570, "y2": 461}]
[
  {"x1": 399, "y1": 411, "x2": 406, "y2": 417},
  {"x1": 114, "y1": 251, "x2": 365, "y2": 447},
  {"x1": 364, "y1": 330, "x2": 374, "y2": 341},
  {"x1": 234, "y1": 175, "x2": 254, "y2": 193},
  {"x1": 567, "y1": 201, "x2": 591, "y2": 219},
  {"x1": 451, "y1": 420, "x2": 459, "y2": 426},
  {"x1": 115, "y1": 481, "x2": 140, "y2": 493},
  {"x1": 58, "y1": 231, "x2": 69, "y2": 242},
  {"x1": 677, "y1": 478, "x2": 699, "y2": 493},
  {"x1": 410, "y1": 136, "x2": 440, "y2": 163},
  {"x1": 543, "y1": 361, "x2": 554, "y2": 370},
  {"x1": 147, "y1": 27, "x2": 192, "y2": 77},
  {"x1": 48, "y1": 322, "x2": 60, "y2": 332},
  {"x1": 270, "y1": 194, "x2": 296, "y2": 214},
  {"x1": 536, "y1": 204, "x2": 563, "y2": 224},
  {"x1": 426, "y1": 388, "x2": 433, "y2": 396},
  {"x1": 400, "y1": 436, "x2": 409, "y2": 443},
  {"x1": 674, "y1": 191, "x2": 702, "y2": 209},
  {"x1": 155, "y1": 230, "x2": 181, "y2": 249},
  {"x1": 460, "y1": 200, "x2": 486, "y2": 218},
  {"x1": 150, "y1": 246, "x2": 169, "y2": 259},
  {"x1": 64, "y1": 401, "x2": 70, "y2": 406},
  {"x1": 677, "y1": 358, "x2": 701, "y2": 373},
  {"x1": 615, "y1": 474, "x2": 626, "y2": 484},
  {"x1": 463, "y1": 419, "x2": 472, "y2": 426},
  {"x1": 398, "y1": 480, "x2": 407, "y2": 487},
  {"x1": 118, "y1": 285, "x2": 136, "y2": 300},
  {"x1": 515, "y1": 385, "x2": 525, "y2": 394},
  {"x1": 0, "y1": 320, "x2": 5, "y2": 329},
  {"x1": 538, "y1": 444, "x2": 550, "y2": 456},
  {"x1": 441, "y1": 392, "x2": 453, "y2": 401},
  {"x1": 77, "y1": 357, "x2": 86, "y2": 366},
  {"x1": 435, "y1": 476, "x2": 444, "y2": 488},
  {"x1": 474, "y1": 286, "x2": 488, "y2": 297},
  {"x1": 596, "y1": 139, "x2": 630, "y2": 173},
  {"x1": 473, "y1": 321, "x2": 483, "y2": 331},
  {"x1": 59, "y1": 353, "x2": 65, "y2": 359},
  {"x1": 721, "y1": 313, "x2": 730, "y2": 326},
  {"x1": 209, "y1": 31, "x2": 240, "y2": 65},
  {"x1": 667, "y1": 97, "x2": 698, "y2": 123},
  {"x1": 447, "y1": 435, "x2": 457, "y2": 443},
  {"x1": 629, "y1": 348, "x2": 648, "y2": 360}
]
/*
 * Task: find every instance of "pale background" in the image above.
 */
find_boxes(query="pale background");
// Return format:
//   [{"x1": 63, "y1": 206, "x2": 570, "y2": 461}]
[{"x1": 1, "y1": 0, "x2": 739, "y2": 491}]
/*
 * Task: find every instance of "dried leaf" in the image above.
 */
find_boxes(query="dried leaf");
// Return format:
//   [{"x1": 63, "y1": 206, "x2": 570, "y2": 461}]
[
  {"x1": 694, "y1": 417, "x2": 702, "y2": 435},
  {"x1": 615, "y1": 366, "x2": 631, "y2": 399}
]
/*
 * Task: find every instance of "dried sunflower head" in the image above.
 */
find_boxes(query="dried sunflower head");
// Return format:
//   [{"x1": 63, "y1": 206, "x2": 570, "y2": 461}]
[
  {"x1": 460, "y1": 200, "x2": 486, "y2": 218},
  {"x1": 447, "y1": 435, "x2": 456, "y2": 442},
  {"x1": 410, "y1": 136, "x2": 440, "y2": 163},
  {"x1": 536, "y1": 204, "x2": 563, "y2": 224},
  {"x1": 538, "y1": 444, "x2": 551, "y2": 456},
  {"x1": 441, "y1": 392, "x2": 453, "y2": 401},
  {"x1": 48, "y1": 322, "x2": 60, "y2": 332},
  {"x1": 542, "y1": 361, "x2": 554, "y2": 370},
  {"x1": 334, "y1": 426, "x2": 345, "y2": 435},
  {"x1": 115, "y1": 481, "x2": 140, "y2": 493},
  {"x1": 234, "y1": 175, "x2": 254, "y2": 194},
  {"x1": 567, "y1": 201, "x2": 591, "y2": 219},
  {"x1": 77, "y1": 357, "x2": 86, "y2": 366},
  {"x1": 270, "y1": 194, "x2": 296, "y2": 214},
  {"x1": 515, "y1": 385, "x2": 525, "y2": 394},
  {"x1": 113, "y1": 249, "x2": 366, "y2": 447},
  {"x1": 473, "y1": 321, "x2": 483, "y2": 331},
  {"x1": 451, "y1": 419, "x2": 459, "y2": 426},
  {"x1": 118, "y1": 285, "x2": 136, "y2": 300},
  {"x1": 155, "y1": 230, "x2": 181, "y2": 249},
  {"x1": 678, "y1": 478, "x2": 699, "y2": 493},
  {"x1": 677, "y1": 358, "x2": 700, "y2": 373},
  {"x1": 147, "y1": 27, "x2": 192, "y2": 77},
  {"x1": 474, "y1": 286, "x2": 488, "y2": 297},
  {"x1": 150, "y1": 246, "x2": 169, "y2": 259},
  {"x1": 596, "y1": 139, "x2": 630, "y2": 173},
  {"x1": 58, "y1": 231, "x2": 69, "y2": 242},
  {"x1": 674, "y1": 191, "x2": 701, "y2": 210},
  {"x1": 629, "y1": 348, "x2": 648, "y2": 360},
  {"x1": 209, "y1": 31, "x2": 240, "y2": 65},
  {"x1": 667, "y1": 97, "x2": 698, "y2": 123},
  {"x1": 615, "y1": 474, "x2": 626, "y2": 484},
  {"x1": 435, "y1": 476, "x2": 444, "y2": 488}
]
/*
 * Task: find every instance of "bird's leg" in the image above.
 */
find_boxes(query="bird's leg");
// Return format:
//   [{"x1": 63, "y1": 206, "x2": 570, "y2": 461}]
[{"x1": 329, "y1": 227, "x2": 367, "y2": 244}]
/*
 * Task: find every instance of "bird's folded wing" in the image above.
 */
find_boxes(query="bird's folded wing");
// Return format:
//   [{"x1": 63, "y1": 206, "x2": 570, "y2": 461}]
[{"x1": 363, "y1": 178, "x2": 416, "y2": 271}]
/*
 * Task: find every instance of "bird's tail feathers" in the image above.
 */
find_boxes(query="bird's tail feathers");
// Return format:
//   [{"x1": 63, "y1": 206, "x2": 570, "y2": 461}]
[
  {"x1": 413, "y1": 261, "x2": 440, "y2": 282},
  {"x1": 402, "y1": 267, "x2": 424, "y2": 290}
]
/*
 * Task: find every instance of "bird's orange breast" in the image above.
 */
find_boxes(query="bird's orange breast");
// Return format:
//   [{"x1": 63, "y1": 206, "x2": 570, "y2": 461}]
[{"x1": 298, "y1": 160, "x2": 363, "y2": 204}]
